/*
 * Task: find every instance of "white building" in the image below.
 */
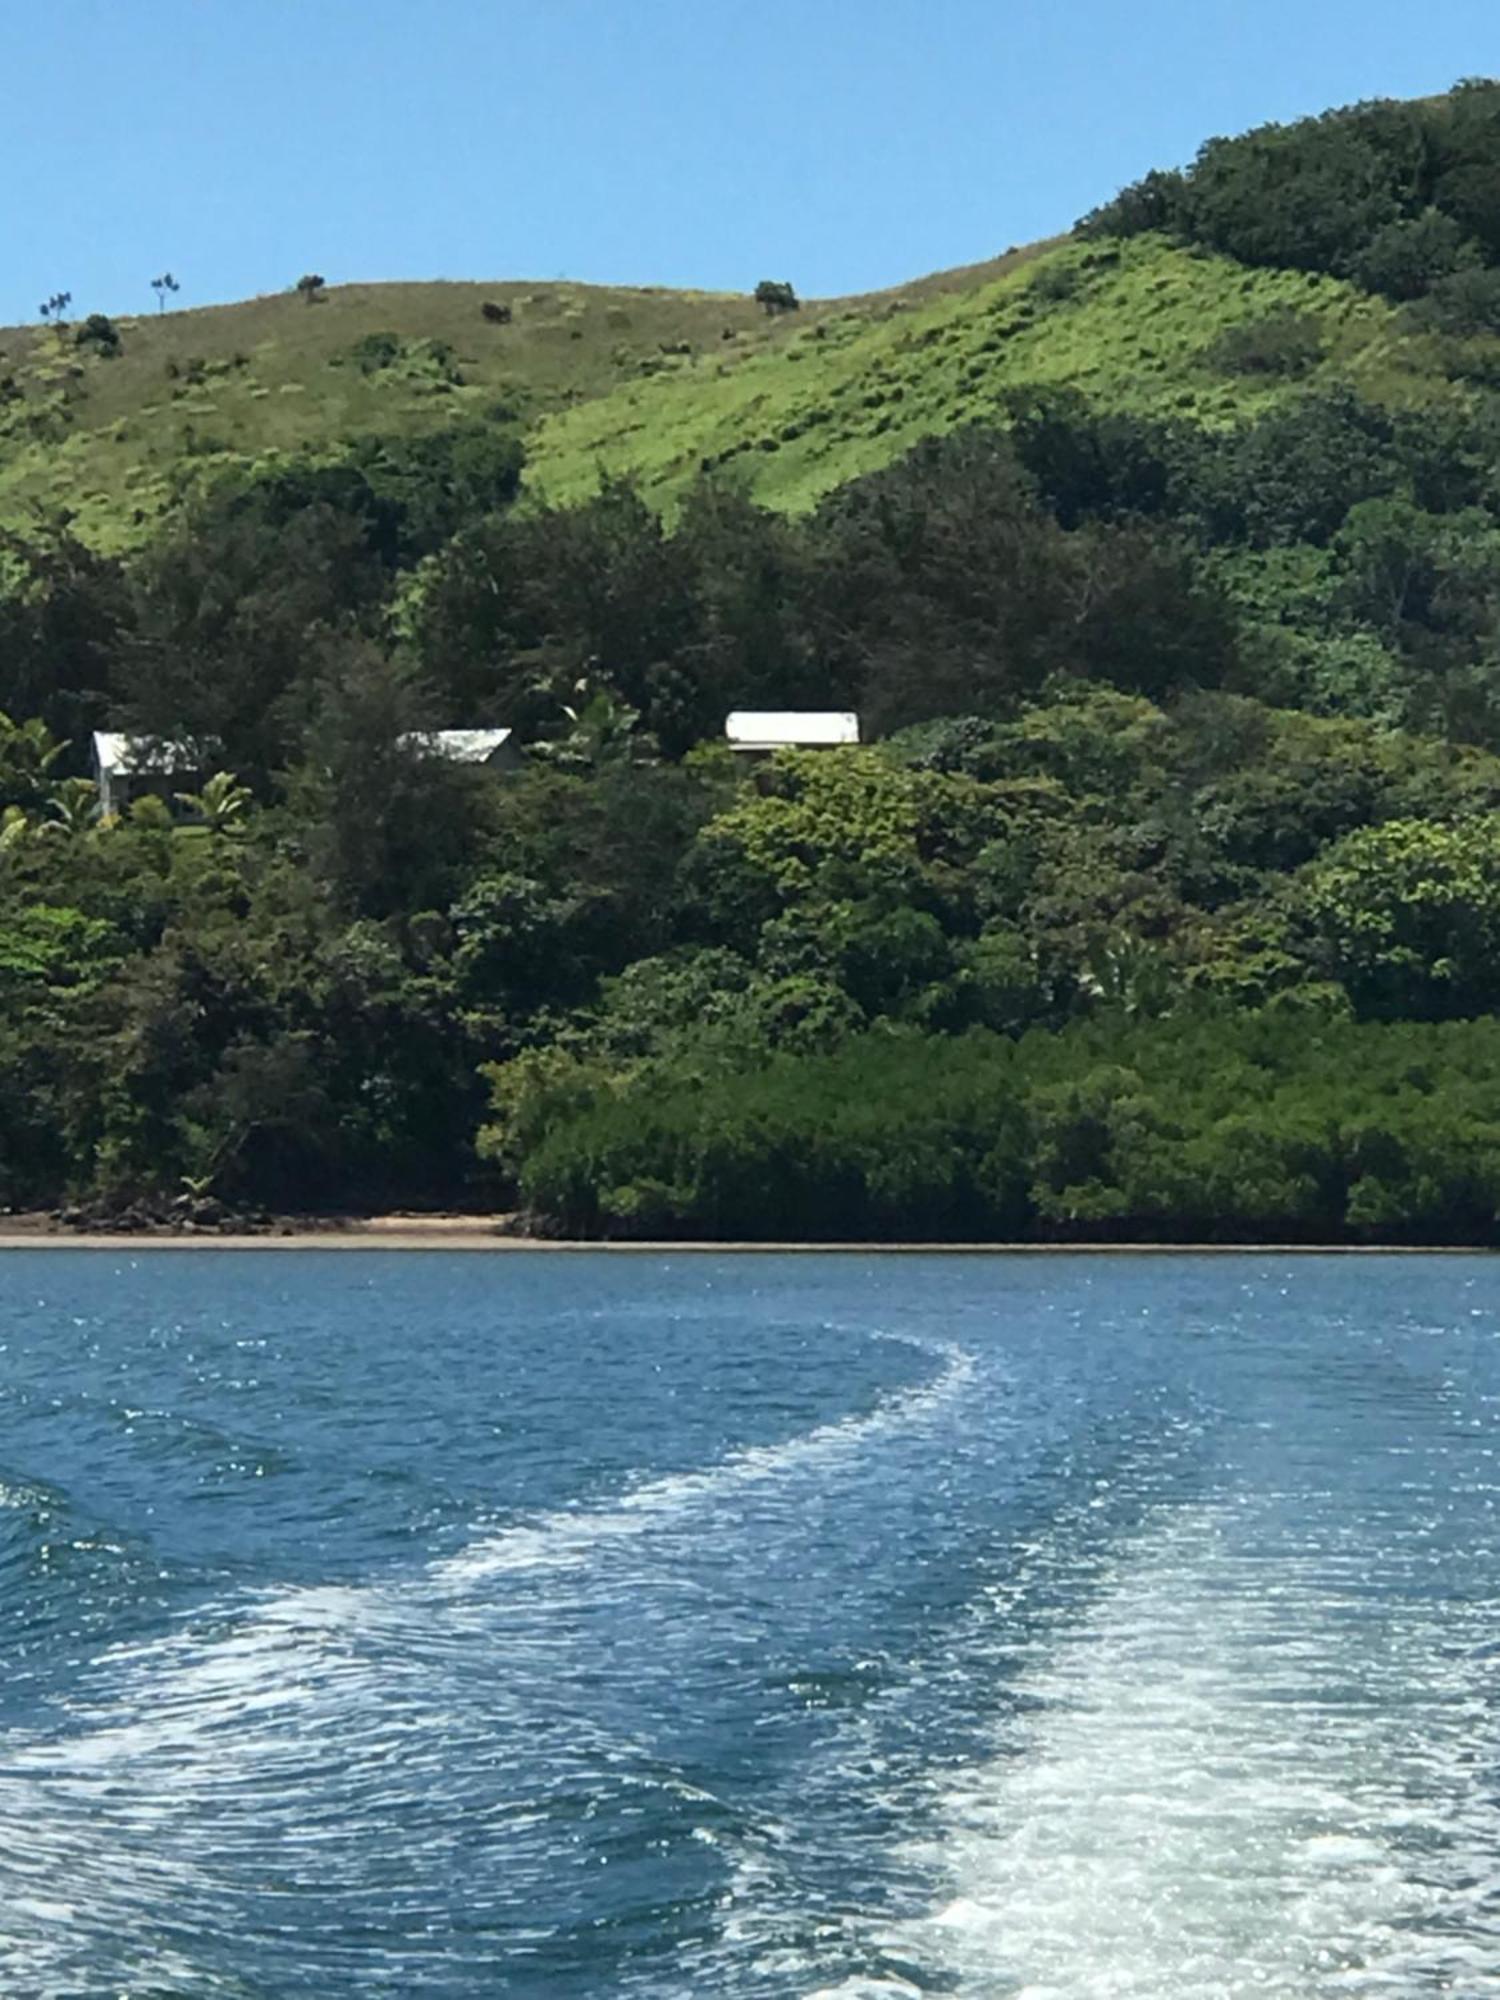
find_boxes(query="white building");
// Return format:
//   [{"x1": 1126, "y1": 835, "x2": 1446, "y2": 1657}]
[
  {"x1": 92, "y1": 732, "x2": 204, "y2": 819},
  {"x1": 724, "y1": 711, "x2": 860, "y2": 754},
  {"x1": 399, "y1": 728, "x2": 522, "y2": 772}
]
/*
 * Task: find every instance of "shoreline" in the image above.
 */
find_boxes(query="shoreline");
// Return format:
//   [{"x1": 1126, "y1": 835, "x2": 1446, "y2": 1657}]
[{"x1": 0, "y1": 1216, "x2": 1492, "y2": 1254}]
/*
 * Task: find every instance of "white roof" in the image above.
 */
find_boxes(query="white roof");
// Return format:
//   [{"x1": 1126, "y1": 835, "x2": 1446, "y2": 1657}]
[
  {"x1": 725, "y1": 710, "x2": 860, "y2": 751},
  {"x1": 92, "y1": 731, "x2": 202, "y2": 777},
  {"x1": 400, "y1": 728, "x2": 514, "y2": 763}
]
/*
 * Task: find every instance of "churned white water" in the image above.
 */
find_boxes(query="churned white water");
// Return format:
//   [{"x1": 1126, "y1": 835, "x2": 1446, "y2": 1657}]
[
  {"x1": 876, "y1": 1496, "x2": 1500, "y2": 1999},
  {"x1": 1, "y1": 1252, "x2": 1498, "y2": 1997}
]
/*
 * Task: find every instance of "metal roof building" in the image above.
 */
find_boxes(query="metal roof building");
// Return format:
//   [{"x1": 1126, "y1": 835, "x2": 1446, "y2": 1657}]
[
  {"x1": 399, "y1": 728, "x2": 520, "y2": 768},
  {"x1": 724, "y1": 711, "x2": 860, "y2": 753},
  {"x1": 91, "y1": 732, "x2": 204, "y2": 819}
]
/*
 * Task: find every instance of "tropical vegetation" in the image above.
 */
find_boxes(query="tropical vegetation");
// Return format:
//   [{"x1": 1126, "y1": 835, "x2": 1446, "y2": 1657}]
[{"x1": 7, "y1": 82, "x2": 1500, "y2": 1238}]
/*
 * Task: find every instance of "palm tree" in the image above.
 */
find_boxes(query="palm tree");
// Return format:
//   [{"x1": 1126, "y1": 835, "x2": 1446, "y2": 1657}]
[
  {"x1": 0, "y1": 710, "x2": 67, "y2": 808},
  {"x1": 174, "y1": 770, "x2": 252, "y2": 833},
  {"x1": 538, "y1": 678, "x2": 655, "y2": 771},
  {"x1": 1082, "y1": 928, "x2": 1172, "y2": 1019},
  {"x1": 43, "y1": 777, "x2": 101, "y2": 838}
]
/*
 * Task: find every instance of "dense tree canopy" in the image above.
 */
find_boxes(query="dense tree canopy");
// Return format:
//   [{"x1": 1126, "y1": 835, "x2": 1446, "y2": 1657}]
[{"x1": 1082, "y1": 81, "x2": 1500, "y2": 309}]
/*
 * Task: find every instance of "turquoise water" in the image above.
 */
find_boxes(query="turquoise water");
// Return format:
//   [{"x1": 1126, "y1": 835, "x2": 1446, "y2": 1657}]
[{"x1": 1, "y1": 1250, "x2": 1498, "y2": 1995}]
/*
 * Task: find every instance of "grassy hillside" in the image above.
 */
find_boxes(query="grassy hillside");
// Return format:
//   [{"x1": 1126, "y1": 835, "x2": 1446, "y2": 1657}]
[
  {"x1": 0, "y1": 228, "x2": 1472, "y2": 548},
  {"x1": 526, "y1": 234, "x2": 1454, "y2": 514},
  {"x1": 0, "y1": 254, "x2": 1036, "y2": 549},
  {"x1": 0, "y1": 276, "x2": 813, "y2": 548},
  {"x1": 6, "y1": 81, "x2": 1499, "y2": 548}
]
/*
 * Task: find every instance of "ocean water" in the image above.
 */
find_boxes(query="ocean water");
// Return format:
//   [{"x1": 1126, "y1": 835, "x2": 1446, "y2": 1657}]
[{"x1": 0, "y1": 1251, "x2": 1498, "y2": 1997}]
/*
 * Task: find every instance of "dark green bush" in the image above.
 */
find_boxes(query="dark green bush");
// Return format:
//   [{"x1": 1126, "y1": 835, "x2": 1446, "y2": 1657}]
[
  {"x1": 348, "y1": 330, "x2": 402, "y2": 374},
  {"x1": 74, "y1": 314, "x2": 121, "y2": 357},
  {"x1": 1209, "y1": 310, "x2": 1325, "y2": 378},
  {"x1": 1353, "y1": 210, "x2": 1479, "y2": 299},
  {"x1": 1407, "y1": 266, "x2": 1500, "y2": 335},
  {"x1": 754, "y1": 280, "x2": 799, "y2": 315},
  {"x1": 511, "y1": 1013, "x2": 1500, "y2": 1242}
]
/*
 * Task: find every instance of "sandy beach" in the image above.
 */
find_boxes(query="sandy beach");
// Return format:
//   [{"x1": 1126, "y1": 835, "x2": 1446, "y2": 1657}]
[
  {"x1": 0, "y1": 1214, "x2": 524, "y2": 1252},
  {"x1": 0, "y1": 1216, "x2": 1486, "y2": 1253}
]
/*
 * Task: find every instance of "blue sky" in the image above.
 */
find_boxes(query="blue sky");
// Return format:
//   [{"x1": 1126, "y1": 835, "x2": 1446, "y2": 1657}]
[{"x1": 2, "y1": 0, "x2": 1495, "y2": 324}]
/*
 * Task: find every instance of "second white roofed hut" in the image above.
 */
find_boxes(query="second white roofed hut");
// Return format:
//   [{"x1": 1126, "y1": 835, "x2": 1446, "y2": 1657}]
[
  {"x1": 92, "y1": 732, "x2": 204, "y2": 819},
  {"x1": 398, "y1": 728, "x2": 522, "y2": 772}
]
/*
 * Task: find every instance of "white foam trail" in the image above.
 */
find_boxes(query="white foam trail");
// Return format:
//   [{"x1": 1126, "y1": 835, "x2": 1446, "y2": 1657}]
[
  {"x1": 804, "y1": 1981, "x2": 925, "y2": 1998},
  {"x1": 0, "y1": 1581, "x2": 419, "y2": 1992},
  {"x1": 435, "y1": 1336, "x2": 973, "y2": 1585},
  {"x1": 0, "y1": 1335, "x2": 972, "y2": 1994},
  {"x1": 14, "y1": 1336, "x2": 971, "y2": 1765},
  {"x1": 880, "y1": 1501, "x2": 1500, "y2": 1999}
]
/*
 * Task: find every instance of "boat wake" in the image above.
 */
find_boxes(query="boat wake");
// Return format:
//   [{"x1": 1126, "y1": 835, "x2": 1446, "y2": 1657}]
[
  {"x1": 860, "y1": 1499, "x2": 1500, "y2": 1999},
  {"x1": 0, "y1": 1330, "x2": 975, "y2": 1995},
  {"x1": 436, "y1": 1333, "x2": 974, "y2": 1585}
]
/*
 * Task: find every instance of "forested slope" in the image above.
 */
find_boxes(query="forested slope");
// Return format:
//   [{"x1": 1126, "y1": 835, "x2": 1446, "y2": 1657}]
[{"x1": 6, "y1": 81, "x2": 1500, "y2": 1238}]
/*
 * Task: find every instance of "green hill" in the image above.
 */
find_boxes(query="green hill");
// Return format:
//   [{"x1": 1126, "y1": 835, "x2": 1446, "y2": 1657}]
[
  {"x1": 0, "y1": 254, "x2": 1039, "y2": 548},
  {"x1": 0, "y1": 275, "x2": 800, "y2": 547},
  {"x1": 7, "y1": 91, "x2": 1494, "y2": 550},
  {"x1": 526, "y1": 235, "x2": 1445, "y2": 515}
]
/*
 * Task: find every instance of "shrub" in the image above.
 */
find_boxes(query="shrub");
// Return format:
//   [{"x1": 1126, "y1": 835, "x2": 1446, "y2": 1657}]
[
  {"x1": 1030, "y1": 261, "x2": 1085, "y2": 304},
  {"x1": 1353, "y1": 210, "x2": 1479, "y2": 300},
  {"x1": 754, "y1": 280, "x2": 799, "y2": 315},
  {"x1": 1209, "y1": 309, "x2": 1325, "y2": 378},
  {"x1": 348, "y1": 330, "x2": 401, "y2": 374},
  {"x1": 480, "y1": 300, "x2": 512, "y2": 325},
  {"x1": 1078, "y1": 169, "x2": 1189, "y2": 239},
  {"x1": 1407, "y1": 267, "x2": 1500, "y2": 337},
  {"x1": 74, "y1": 313, "x2": 121, "y2": 357}
]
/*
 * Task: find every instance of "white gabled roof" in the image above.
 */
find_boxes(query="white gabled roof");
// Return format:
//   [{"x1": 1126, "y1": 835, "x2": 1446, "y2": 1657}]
[
  {"x1": 400, "y1": 728, "x2": 514, "y2": 764},
  {"x1": 92, "y1": 731, "x2": 202, "y2": 778},
  {"x1": 725, "y1": 710, "x2": 860, "y2": 751}
]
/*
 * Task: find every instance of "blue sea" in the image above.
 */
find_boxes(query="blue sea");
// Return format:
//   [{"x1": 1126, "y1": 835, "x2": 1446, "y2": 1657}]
[{"x1": 1, "y1": 1249, "x2": 1498, "y2": 1996}]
